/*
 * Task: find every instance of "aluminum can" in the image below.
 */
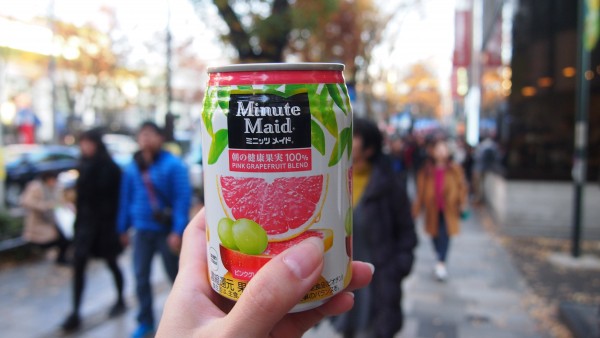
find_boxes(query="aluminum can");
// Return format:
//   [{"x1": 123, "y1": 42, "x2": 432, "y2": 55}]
[{"x1": 201, "y1": 63, "x2": 353, "y2": 312}]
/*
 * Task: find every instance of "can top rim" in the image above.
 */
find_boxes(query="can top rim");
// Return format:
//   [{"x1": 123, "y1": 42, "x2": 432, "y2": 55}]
[{"x1": 208, "y1": 63, "x2": 344, "y2": 73}]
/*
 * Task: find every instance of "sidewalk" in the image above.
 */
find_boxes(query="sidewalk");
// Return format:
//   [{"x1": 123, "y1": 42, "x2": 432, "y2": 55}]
[
  {"x1": 307, "y1": 209, "x2": 546, "y2": 338},
  {"x1": 0, "y1": 209, "x2": 546, "y2": 338},
  {"x1": 0, "y1": 250, "x2": 170, "y2": 338}
]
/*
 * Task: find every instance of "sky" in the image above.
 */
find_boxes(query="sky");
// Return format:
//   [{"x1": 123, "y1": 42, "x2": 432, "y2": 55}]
[
  {"x1": 372, "y1": 0, "x2": 455, "y2": 87},
  {"x1": 0, "y1": 0, "x2": 226, "y2": 63},
  {"x1": 0, "y1": 0, "x2": 455, "y2": 84}
]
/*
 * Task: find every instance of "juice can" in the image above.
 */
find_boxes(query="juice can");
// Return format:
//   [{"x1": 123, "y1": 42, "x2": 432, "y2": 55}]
[{"x1": 201, "y1": 63, "x2": 353, "y2": 312}]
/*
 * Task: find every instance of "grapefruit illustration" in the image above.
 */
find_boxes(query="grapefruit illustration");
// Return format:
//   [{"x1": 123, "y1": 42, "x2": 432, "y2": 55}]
[
  {"x1": 217, "y1": 174, "x2": 329, "y2": 242},
  {"x1": 220, "y1": 229, "x2": 333, "y2": 281}
]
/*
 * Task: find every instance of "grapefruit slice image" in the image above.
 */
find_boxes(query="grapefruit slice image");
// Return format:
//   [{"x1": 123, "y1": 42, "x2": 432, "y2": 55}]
[
  {"x1": 220, "y1": 229, "x2": 333, "y2": 281},
  {"x1": 218, "y1": 174, "x2": 329, "y2": 242}
]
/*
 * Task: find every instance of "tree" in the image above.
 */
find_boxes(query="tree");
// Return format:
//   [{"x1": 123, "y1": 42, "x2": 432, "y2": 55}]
[
  {"x1": 49, "y1": 6, "x2": 141, "y2": 130},
  {"x1": 287, "y1": 0, "x2": 379, "y2": 82},
  {"x1": 391, "y1": 63, "x2": 442, "y2": 118},
  {"x1": 191, "y1": 0, "x2": 340, "y2": 62}
]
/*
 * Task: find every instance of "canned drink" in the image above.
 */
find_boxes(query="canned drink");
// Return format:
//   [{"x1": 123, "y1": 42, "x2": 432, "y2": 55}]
[{"x1": 201, "y1": 63, "x2": 353, "y2": 312}]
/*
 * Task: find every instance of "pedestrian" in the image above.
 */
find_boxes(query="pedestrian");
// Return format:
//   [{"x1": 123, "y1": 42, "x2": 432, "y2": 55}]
[
  {"x1": 457, "y1": 138, "x2": 475, "y2": 195},
  {"x1": 413, "y1": 138, "x2": 467, "y2": 281},
  {"x1": 20, "y1": 170, "x2": 70, "y2": 264},
  {"x1": 411, "y1": 133, "x2": 428, "y2": 173},
  {"x1": 61, "y1": 128, "x2": 126, "y2": 331},
  {"x1": 155, "y1": 208, "x2": 374, "y2": 338},
  {"x1": 389, "y1": 133, "x2": 408, "y2": 183},
  {"x1": 117, "y1": 121, "x2": 192, "y2": 338},
  {"x1": 472, "y1": 135, "x2": 499, "y2": 204},
  {"x1": 331, "y1": 117, "x2": 417, "y2": 338},
  {"x1": 14, "y1": 93, "x2": 40, "y2": 144}
]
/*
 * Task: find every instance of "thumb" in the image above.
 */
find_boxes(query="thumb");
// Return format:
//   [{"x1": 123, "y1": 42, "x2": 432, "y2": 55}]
[{"x1": 224, "y1": 237, "x2": 324, "y2": 337}]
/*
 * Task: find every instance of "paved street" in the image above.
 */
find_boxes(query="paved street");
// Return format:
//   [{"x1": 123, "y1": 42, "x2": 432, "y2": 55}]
[
  {"x1": 0, "y1": 209, "x2": 546, "y2": 338},
  {"x1": 308, "y1": 209, "x2": 546, "y2": 338}
]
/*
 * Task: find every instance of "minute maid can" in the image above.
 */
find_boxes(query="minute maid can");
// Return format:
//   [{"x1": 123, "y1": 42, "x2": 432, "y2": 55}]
[{"x1": 201, "y1": 63, "x2": 353, "y2": 312}]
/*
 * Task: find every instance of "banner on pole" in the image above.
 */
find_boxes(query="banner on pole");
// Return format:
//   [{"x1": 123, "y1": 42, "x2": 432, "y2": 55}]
[{"x1": 585, "y1": 0, "x2": 600, "y2": 51}]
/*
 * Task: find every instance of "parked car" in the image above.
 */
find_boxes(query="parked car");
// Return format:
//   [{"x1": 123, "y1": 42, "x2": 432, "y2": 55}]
[{"x1": 4, "y1": 144, "x2": 80, "y2": 207}]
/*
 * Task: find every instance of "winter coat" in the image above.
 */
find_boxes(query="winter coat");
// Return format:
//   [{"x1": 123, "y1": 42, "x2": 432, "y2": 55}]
[
  {"x1": 74, "y1": 153, "x2": 122, "y2": 259},
  {"x1": 413, "y1": 162, "x2": 467, "y2": 237},
  {"x1": 332, "y1": 155, "x2": 417, "y2": 337},
  {"x1": 20, "y1": 180, "x2": 59, "y2": 244},
  {"x1": 359, "y1": 156, "x2": 417, "y2": 275},
  {"x1": 117, "y1": 150, "x2": 191, "y2": 236}
]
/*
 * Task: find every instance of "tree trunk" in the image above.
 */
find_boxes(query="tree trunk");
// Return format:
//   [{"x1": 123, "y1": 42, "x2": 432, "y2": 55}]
[{"x1": 213, "y1": 0, "x2": 291, "y2": 62}]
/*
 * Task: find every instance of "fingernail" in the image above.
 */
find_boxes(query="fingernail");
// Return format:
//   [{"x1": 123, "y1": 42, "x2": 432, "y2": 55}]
[
  {"x1": 283, "y1": 237, "x2": 324, "y2": 280},
  {"x1": 345, "y1": 292, "x2": 355, "y2": 298},
  {"x1": 365, "y1": 262, "x2": 375, "y2": 275}
]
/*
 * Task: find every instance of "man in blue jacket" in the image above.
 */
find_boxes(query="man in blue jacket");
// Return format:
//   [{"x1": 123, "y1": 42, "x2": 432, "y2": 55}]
[{"x1": 118, "y1": 121, "x2": 191, "y2": 338}]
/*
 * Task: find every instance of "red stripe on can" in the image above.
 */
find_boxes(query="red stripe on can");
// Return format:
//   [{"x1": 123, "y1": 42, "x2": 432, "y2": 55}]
[{"x1": 209, "y1": 70, "x2": 344, "y2": 86}]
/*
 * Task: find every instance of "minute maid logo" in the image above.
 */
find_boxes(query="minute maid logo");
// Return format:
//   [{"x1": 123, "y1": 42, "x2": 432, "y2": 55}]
[
  {"x1": 228, "y1": 93, "x2": 311, "y2": 150},
  {"x1": 236, "y1": 97, "x2": 302, "y2": 134}
]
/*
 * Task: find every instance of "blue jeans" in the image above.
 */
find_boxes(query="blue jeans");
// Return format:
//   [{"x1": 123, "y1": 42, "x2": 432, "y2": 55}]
[
  {"x1": 432, "y1": 212, "x2": 450, "y2": 263},
  {"x1": 133, "y1": 230, "x2": 179, "y2": 326}
]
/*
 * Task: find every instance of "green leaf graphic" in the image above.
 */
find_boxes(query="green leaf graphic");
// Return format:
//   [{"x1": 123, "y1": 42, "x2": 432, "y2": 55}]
[
  {"x1": 340, "y1": 127, "x2": 352, "y2": 161},
  {"x1": 217, "y1": 88, "x2": 230, "y2": 113},
  {"x1": 281, "y1": 84, "x2": 308, "y2": 97},
  {"x1": 327, "y1": 83, "x2": 347, "y2": 115},
  {"x1": 328, "y1": 136, "x2": 340, "y2": 167},
  {"x1": 309, "y1": 85, "x2": 341, "y2": 166},
  {"x1": 341, "y1": 85, "x2": 352, "y2": 115},
  {"x1": 345, "y1": 207, "x2": 352, "y2": 236},
  {"x1": 208, "y1": 129, "x2": 228, "y2": 165},
  {"x1": 261, "y1": 84, "x2": 307, "y2": 98},
  {"x1": 318, "y1": 88, "x2": 338, "y2": 137},
  {"x1": 308, "y1": 85, "x2": 323, "y2": 122},
  {"x1": 311, "y1": 119, "x2": 326, "y2": 156},
  {"x1": 201, "y1": 87, "x2": 217, "y2": 137},
  {"x1": 328, "y1": 127, "x2": 351, "y2": 167}
]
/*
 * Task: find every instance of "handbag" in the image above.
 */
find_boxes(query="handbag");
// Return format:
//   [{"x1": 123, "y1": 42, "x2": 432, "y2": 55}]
[
  {"x1": 141, "y1": 171, "x2": 173, "y2": 229},
  {"x1": 54, "y1": 204, "x2": 75, "y2": 240}
]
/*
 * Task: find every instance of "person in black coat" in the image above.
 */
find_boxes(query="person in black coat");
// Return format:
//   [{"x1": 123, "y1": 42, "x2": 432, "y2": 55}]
[
  {"x1": 61, "y1": 128, "x2": 126, "y2": 331},
  {"x1": 331, "y1": 117, "x2": 417, "y2": 338}
]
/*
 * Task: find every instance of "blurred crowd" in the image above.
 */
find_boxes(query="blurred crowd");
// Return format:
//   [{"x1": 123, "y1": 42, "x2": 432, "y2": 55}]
[
  {"x1": 18, "y1": 121, "x2": 194, "y2": 338},
  {"x1": 12, "y1": 115, "x2": 504, "y2": 338},
  {"x1": 327, "y1": 119, "x2": 502, "y2": 337}
]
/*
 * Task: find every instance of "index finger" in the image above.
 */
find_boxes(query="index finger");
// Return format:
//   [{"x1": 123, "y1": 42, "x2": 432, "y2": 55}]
[{"x1": 177, "y1": 208, "x2": 210, "y2": 285}]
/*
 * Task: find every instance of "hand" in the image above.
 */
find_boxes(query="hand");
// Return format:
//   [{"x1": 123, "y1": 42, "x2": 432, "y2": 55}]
[
  {"x1": 167, "y1": 233, "x2": 182, "y2": 254},
  {"x1": 156, "y1": 208, "x2": 373, "y2": 338},
  {"x1": 120, "y1": 233, "x2": 129, "y2": 248}
]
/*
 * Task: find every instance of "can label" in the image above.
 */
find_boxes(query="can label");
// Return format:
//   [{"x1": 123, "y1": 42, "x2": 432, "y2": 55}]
[
  {"x1": 228, "y1": 92, "x2": 312, "y2": 172},
  {"x1": 202, "y1": 73, "x2": 352, "y2": 311}
]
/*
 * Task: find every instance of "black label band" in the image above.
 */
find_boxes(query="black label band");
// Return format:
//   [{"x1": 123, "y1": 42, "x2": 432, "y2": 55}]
[{"x1": 228, "y1": 93, "x2": 311, "y2": 150}]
